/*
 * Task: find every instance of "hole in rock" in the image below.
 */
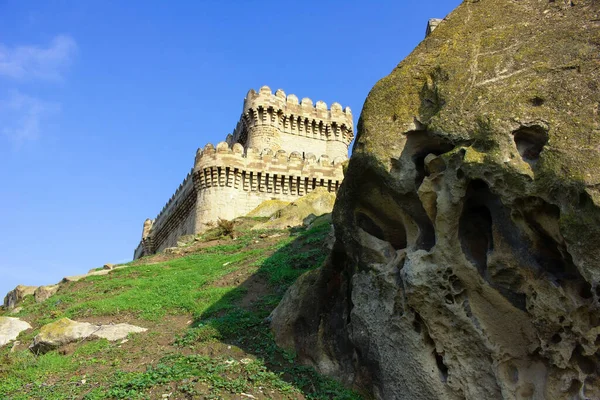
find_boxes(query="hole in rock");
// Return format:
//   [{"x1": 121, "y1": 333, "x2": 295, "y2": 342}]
[
  {"x1": 434, "y1": 352, "x2": 449, "y2": 383},
  {"x1": 399, "y1": 131, "x2": 454, "y2": 188},
  {"x1": 444, "y1": 294, "x2": 454, "y2": 304},
  {"x1": 356, "y1": 212, "x2": 386, "y2": 242},
  {"x1": 579, "y1": 281, "x2": 593, "y2": 300},
  {"x1": 530, "y1": 96, "x2": 545, "y2": 106},
  {"x1": 459, "y1": 181, "x2": 494, "y2": 278},
  {"x1": 523, "y1": 207, "x2": 584, "y2": 288},
  {"x1": 412, "y1": 312, "x2": 423, "y2": 334},
  {"x1": 571, "y1": 345, "x2": 596, "y2": 375},
  {"x1": 551, "y1": 333, "x2": 562, "y2": 344},
  {"x1": 497, "y1": 288, "x2": 527, "y2": 311},
  {"x1": 579, "y1": 191, "x2": 592, "y2": 208},
  {"x1": 451, "y1": 278, "x2": 464, "y2": 293},
  {"x1": 355, "y1": 211, "x2": 407, "y2": 250},
  {"x1": 514, "y1": 197, "x2": 589, "y2": 296},
  {"x1": 567, "y1": 379, "x2": 582, "y2": 397},
  {"x1": 513, "y1": 125, "x2": 548, "y2": 164}
]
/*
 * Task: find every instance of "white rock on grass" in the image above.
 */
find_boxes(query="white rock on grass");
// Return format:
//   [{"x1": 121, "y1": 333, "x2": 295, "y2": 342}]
[
  {"x1": 31, "y1": 317, "x2": 147, "y2": 354},
  {"x1": 0, "y1": 317, "x2": 32, "y2": 347},
  {"x1": 62, "y1": 269, "x2": 111, "y2": 283}
]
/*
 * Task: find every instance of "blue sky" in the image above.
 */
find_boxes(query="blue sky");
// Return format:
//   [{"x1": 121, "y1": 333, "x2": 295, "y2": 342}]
[{"x1": 0, "y1": 1, "x2": 461, "y2": 297}]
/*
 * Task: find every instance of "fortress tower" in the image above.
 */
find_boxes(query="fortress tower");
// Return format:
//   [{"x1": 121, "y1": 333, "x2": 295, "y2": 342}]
[{"x1": 134, "y1": 86, "x2": 353, "y2": 259}]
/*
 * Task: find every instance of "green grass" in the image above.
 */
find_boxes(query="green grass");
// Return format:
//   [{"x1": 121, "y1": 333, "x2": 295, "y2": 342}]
[
  {"x1": 0, "y1": 221, "x2": 361, "y2": 399},
  {"x1": 21, "y1": 249, "x2": 261, "y2": 323}
]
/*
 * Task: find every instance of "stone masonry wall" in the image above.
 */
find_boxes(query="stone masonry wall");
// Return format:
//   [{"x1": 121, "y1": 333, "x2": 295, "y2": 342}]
[
  {"x1": 193, "y1": 141, "x2": 344, "y2": 232},
  {"x1": 231, "y1": 86, "x2": 353, "y2": 162},
  {"x1": 134, "y1": 170, "x2": 196, "y2": 257}
]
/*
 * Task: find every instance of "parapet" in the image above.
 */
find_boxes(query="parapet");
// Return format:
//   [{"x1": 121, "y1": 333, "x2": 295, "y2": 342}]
[
  {"x1": 150, "y1": 169, "x2": 195, "y2": 232},
  {"x1": 244, "y1": 86, "x2": 352, "y2": 121},
  {"x1": 197, "y1": 141, "x2": 345, "y2": 166},
  {"x1": 238, "y1": 86, "x2": 354, "y2": 146},
  {"x1": 194, "y1": 141, "x2": 345, "y2": 182},
  {"x1": 192, "y1": 141, "x2": 345, "y2": 197}
]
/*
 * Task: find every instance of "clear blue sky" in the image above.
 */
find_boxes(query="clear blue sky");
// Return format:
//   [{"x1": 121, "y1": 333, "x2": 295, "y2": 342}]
[{"x1": 0, "y1": 1, "x2": 460, "y2": 297}]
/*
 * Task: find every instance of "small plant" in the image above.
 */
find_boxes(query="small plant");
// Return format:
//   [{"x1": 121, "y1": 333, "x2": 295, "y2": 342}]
[{"x1": 217, "y1": 218, "x2": 235, "y2": 238}]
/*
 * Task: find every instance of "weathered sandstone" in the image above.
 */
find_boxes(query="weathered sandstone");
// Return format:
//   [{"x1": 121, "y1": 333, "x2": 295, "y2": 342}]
[{"x1": 271, "y1": 1, "x2": 600, "y2": 399}]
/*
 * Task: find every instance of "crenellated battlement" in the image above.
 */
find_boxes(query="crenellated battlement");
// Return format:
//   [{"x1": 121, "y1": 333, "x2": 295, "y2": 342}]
[
  {"x1": 231, "y1": 86, "x2": 354, "y2": 152},
  {"x1": 195, "y1": 141, "x2": 346, "y2": 167},
  {"x1": 193, "y1": 141, "x2": 344, "y2": 196},
  {"x1": 243, "y1": 86, "x2": 352, "y2": 124},
  {"x1": 152, "y1": 169, "x2": 195, "y2": 231}
]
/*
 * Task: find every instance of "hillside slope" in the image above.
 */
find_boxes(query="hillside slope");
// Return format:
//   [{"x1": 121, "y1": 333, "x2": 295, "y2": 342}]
[{"x1": 0, "y1": 218, "x2": 360, "y2": 400}]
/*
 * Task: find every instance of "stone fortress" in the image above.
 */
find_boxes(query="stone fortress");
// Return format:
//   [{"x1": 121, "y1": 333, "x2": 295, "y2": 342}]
[{"x1": 134, "y1": 86, "x2": 354, "y2": 259}]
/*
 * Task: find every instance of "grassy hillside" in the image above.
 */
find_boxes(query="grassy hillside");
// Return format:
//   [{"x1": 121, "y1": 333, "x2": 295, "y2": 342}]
[{"x1": 0, "y1": 218, "x2": 361, "y2": 400}]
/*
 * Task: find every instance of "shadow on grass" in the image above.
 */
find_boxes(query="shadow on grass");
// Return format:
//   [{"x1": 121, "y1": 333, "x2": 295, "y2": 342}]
[{"x1": 169, "y1": 222, "x2": 361, "y2": 399}]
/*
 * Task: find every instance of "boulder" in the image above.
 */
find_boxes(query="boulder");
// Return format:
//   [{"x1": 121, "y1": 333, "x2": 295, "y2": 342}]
[
  {"x1": 253, "y1": 187, "x2": 336, "y2": 230},
  {"x1": 246, "y1": 200, "x2": 290, "y2": 218},
  {"x1": 271, "y1": 1, "x2": 600, "y2": 399},
  {"x1": 34, "y1": 285, "x2": 59, "y2": 303},
  {"x1": 31, "y1": 318, "x2": 147, "y2": 354},
  {"x1": 3, "y1": 285, "x2": 38, "y2": 310},
  {"x1": 0, "y1": 317, "x2": 31, "y2": 347}
]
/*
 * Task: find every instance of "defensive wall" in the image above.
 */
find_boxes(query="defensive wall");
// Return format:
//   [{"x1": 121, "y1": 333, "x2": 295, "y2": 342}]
[
  {"x1": 193, "y1": 141, "x2": 344, "y2": 232},
  {"x1": 134, "y1": 170, "x2": 195, "y2": 258}
]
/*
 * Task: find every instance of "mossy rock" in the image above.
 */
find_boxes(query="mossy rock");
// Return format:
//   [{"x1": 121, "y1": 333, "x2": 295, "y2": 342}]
[
  {"x1": 253, "y1": 188, "x2": 336, "y2": 230},
  {"x1": 247, "y1": 199, "x2": 291, "y2": 218}
]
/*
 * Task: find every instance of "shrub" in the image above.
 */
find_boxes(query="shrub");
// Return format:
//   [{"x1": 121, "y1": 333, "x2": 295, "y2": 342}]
[{"x1": 217, "y1": 218, "x2": 235, "y2": 238}]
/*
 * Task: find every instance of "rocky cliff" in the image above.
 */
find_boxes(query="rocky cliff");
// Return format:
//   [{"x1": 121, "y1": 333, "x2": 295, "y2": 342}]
[{"x1": 271, "y1": 0, "x2": 600, "y2": 398}]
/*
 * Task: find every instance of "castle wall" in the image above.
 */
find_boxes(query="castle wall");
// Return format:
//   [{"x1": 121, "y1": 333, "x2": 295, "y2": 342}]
[
  {"x1": 193, "y1": 142, "x2": 343, "y2": 232},
  {"x1": 134, "y1": 242, "x2": 144, "y2": 259},
  {"x1": 133, "y1": 86, "x2": 354, "y2": 260},
  {"x1": 232, "y1": 86, "x2": 353, "y2": 161},
  {"x1": 151, "y1": 171, "x2": 196, "y2": 252},
  {"x1": 326, "y1": 140, "x2": 350, "y2": 162},
  {"x1": 133, "y1": 170, "x2": 196, "y2": 258}
]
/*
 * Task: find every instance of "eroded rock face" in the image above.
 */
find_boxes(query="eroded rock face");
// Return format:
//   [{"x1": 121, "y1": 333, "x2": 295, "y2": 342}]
[{"x1": 271, "y1": 1, "x2": 600, "y2": 399}]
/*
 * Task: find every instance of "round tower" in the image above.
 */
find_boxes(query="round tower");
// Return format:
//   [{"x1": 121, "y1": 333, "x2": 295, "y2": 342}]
[
  {"x1": 235, "y1": 85, "x2": 354, "y2": 158},
  {"x1": 243, "y1": 86, "x2": 283, "y2": 151}
]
